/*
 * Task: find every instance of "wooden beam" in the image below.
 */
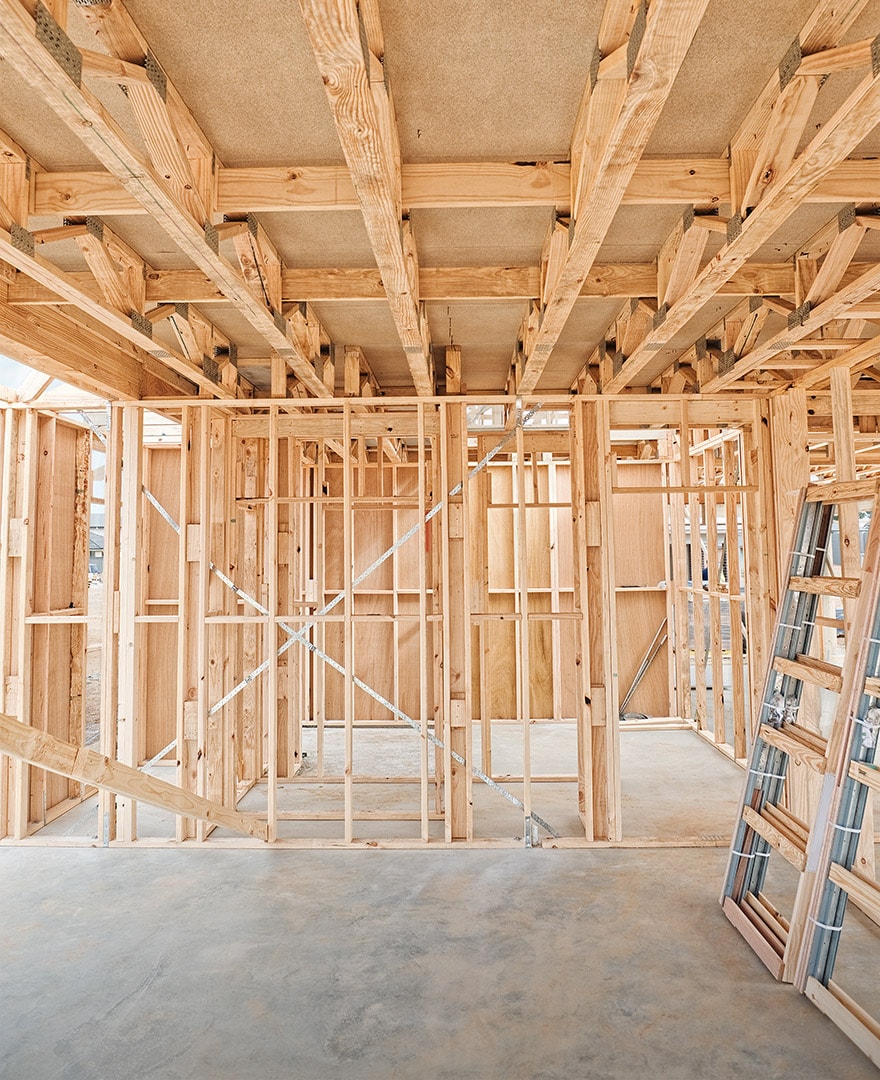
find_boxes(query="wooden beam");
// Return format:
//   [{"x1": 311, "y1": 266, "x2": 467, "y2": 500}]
[
  {"x1": 298, "y1": 0, "x2": 433, "y2": 395},
  {"x1": 74, "y1": 218, "x2": 146, "y2": 316},
  {"x1": 0, "y1": 297, "x2": 142, "y2": 398},
  {"x1": 657, "y1": 208, "x2": 711, "y2": 308},
  {"x1": 796, "y1": 332, "x2": 880, "y2": 388},
  {"x1": 727, "y1": 1, "x2": 870, "y2": 162},
  {"x1": 0, "y1": 221, "x2": 231, "y2": 397},
  {"x1": 30, "y1": 156, "x2": 880, "y2": 218},
  {"x1": 605, "y1": 57, "x2": 880, "y2": 393},
  {"x1": 230, "y1": 215, "x2": 283, "y2": 315},
  {"x1": 0, "y1": 711, "x2": 268, "y2": 841},
  {"x1": 3, "y1": 260, "x2": 802, "y2": 305},
  {"x1": 0, "y1": 0, "x2": 327, "y2": 397},
  {"x1": 517, "y1": 0, "x2": 710, "y2": 393},
  {"x1": 710, "y1": 259, "x2": 880, "y2": 392},
  {"x1": 738, "y1": 65, "x2": 823, "y2": 216}
]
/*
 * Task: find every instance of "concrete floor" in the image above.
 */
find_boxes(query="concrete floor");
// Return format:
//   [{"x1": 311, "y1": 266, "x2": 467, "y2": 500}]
[{"x1": 0, "y1": 847, "x2": 876, "y2": 1079}]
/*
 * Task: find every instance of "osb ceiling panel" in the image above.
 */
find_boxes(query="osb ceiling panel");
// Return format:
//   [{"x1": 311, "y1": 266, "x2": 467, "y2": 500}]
[
  {"x1": 309, "y1": 301, "x2": 400, "y2": 349},
  {"x1": 597, "y1": 206, "x2": 687, "y2": 263},
  {"x1": 411, "y1": 207, "x2": 552, "y2": 267},
  {"x1": 183, "y1": 304, "x2": 271, "y2": 355},
  {"x1": 356, "y1": 345, "x2": 419, "y2": 389},
  {"x1": 261, "y1": 213, "x2": 377, "y2": 269},
  {"x1": 381, "y1": 2, "x2": 602, "y2": 163},
  {"x1": 101, "y1": 217, "x2": 194, "y2": 271},
  {"x1": 797, "y1": 68, "x2": 880, "y2": 159},
  {"x1": 0, "y1": 58, "x2": 100, "y2": 169},
  {"x1": 115, "y1": 0, "x2": 345, "y2": 167},
  {"x1": 459, "y1": 348, "x2": 514, "y2": 391},
  {"x1": 425, "y1": 299, "x2": 525, "y2": 351},
  {"x1": 750, "y1": 203, "x2": 851, "y2": 261},
  {"x1": 644, "y1": 0, "x2": 815, "y2": 156}
]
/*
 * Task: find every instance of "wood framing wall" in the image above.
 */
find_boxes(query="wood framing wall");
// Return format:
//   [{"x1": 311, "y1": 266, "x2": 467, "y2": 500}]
[
  {"x1": 0, "y1": 410, "x2": 91, "y2": 838},
  {"x1": 1, "y1": 389, "x2": 878, "y2": 848}
]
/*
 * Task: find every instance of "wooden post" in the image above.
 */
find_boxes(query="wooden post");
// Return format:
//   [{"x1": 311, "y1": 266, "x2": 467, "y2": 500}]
[
  {"x1": 314, "y1": 443, "x2": 326, "y2": 776},
  {"x1": 769, "y1": 389, "x2": 810, "y2": 598},
  {"x1": 743, "y1": 401, "x2": 774, "y2": 737},
  {"x1": 69, "y1": 427, "x2": 91, "y2": 799},
  {"x1": 98, "y1": 406, "x2": 122, "y2": 843},
  {"x1": 704, "y1": 445, "x2": 725, "y2": 746},
  {"x1": 240, "y1": 436, "x2": 261, "y2": 784},
  {"x1": 0, "y1": 407, "x2": 14, "y2": 838},
  {"x1": 343, "y1": 405, "x2": 354, "y2": 842},
  {"x1": 670, "y1": 407, "x2": 691, "y2": 720},
  {"x1": 723, "y1": 439, "x2": 747, "y2": 759},
  {"x1": 175, "y1": 406, "x2": 198, "y2": 840},
  {"x1": 9, "y1": 410, "x2": 37, "y2": 838},
  {"x1": 579, "y1": 399, "x2": 620, "y2": 841},
  {"x1": 439, "y1": 396, "x2": 471, "y2": 839},
  {"x1": 267, "y1": 407, "x2": 279, "y2": 841},
  {"x1": 195, "y1": 408, "x2": 211, "y2": 839},
  {"x1": 830, "y1": 369, "x2": 860, "y2": 633},
  {"x1": 116, "y1": 406, "x2": 143, "y2": 842},
  {"x1": 515, "y1": 411, "x2": 532, "y2": 833},
  {"x1": 417, "y1": 403, "x2": 430, "y2": 841},
  {"x1": 570, "y1": 399, "x2": 593, "y2": 837}
]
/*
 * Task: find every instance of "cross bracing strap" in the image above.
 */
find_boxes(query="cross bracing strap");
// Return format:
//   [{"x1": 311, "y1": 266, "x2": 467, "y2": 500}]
[{"x1": 140, "y1": 404, "x2": 560, "y2": 838}]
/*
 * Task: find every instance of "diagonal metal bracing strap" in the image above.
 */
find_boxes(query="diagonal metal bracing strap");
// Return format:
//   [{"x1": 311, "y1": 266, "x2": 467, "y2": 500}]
[
  {"x1": 141, "y1": 404, "x2": 559, "y2": 837},
  {"x1": 214, "y1": 402, "x2": 546, "y2": 699}
]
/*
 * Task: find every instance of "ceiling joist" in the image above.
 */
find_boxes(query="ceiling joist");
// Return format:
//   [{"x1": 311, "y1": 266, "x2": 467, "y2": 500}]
[
  {"x1": 298, "y1": 0, "x2": 433, "y2": 396},
  {"x1": 604, "y1": 39, "x2": 880, "y2": 393},
  {"x1": 0, "y1": 0, "x2": 332, "y2": 397},
  {"x1": 516, "y1": 0, "x2": 711, "y2": 394}
]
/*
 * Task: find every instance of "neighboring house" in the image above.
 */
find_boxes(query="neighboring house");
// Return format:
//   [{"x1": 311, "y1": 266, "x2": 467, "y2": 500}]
[{"x1": 89, "y1": 528, "x2": 103, "y2": 576}]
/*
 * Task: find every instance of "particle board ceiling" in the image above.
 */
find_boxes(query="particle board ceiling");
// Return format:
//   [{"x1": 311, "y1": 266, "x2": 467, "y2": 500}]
[
  {"x1": 263, "y1": 212, "x2": 378, "y2": 269},
  {"x1": 0, "y1": 57, "x2": 100, "y2": 168},
  {"x1": 381, "y1": 2, "x2": 603, "y2": 163},
  {"x1": 411, "y1": 207, "x2": 552, "y2": 268},
  {"x1": 0, "y1": 0, "x2": 878, "y2": 403},
  {"x1": 83, "y1": 0, "x2": 346, "y2": 167}
]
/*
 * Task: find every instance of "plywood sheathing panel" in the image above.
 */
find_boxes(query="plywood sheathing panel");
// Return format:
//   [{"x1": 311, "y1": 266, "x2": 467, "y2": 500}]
[
  {"x1": 644, "y1": 0, "x2": 822, "y2": 156},
  {"x1": 107, "y1": 0, "x2": 345, "y2": 167},
  {"x1": 86, "y1": 216, "x2": 195, "y2": 272},
  {"x1": 382, "y1": 2, "x2": 603, "y2": 163}
]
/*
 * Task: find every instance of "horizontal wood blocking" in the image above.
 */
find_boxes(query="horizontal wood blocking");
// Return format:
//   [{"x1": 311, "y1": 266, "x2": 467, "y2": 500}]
[
  {"x1": 829, "y1": 862, "x2": 880, "y2": 925},
  {"x1": 0, "y1": 712, "x2": 268, "y2": 841},
  {"x1": 788, "y1": 575, "x2": 861, "y2": 598},
  {"x1": 805, "y1": 479, "x2": 880, "y2": 503},
  {"x1": 742, "y1": 804, "x2": 808, "y2": 872},
  {"x1": 773, "y1": 654, "x2": 843, "y2": 693},
  {"x1": 850, "y1": 760, "x2": 880, "y2": 794},
  {"x1": 232, "y1": 413, "x2": 440, "y2": 439},
  {"x1": 30, "y1": 157, "x2": 880, "y2": 217},
  {"x1": 3, "y1": 262, "x2": 808, "y2": 306},
  {"x1": 759, "y1": 722, "x2": 828, "y2": 772},
  {"x1": 806, "y1": 979, "x2": 880, "y2": 1069}
]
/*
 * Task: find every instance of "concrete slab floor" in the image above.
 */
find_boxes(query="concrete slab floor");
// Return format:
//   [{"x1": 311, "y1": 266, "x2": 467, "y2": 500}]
[{"x1": 0, "y1": 848, "x2": 876, "y2": 1079}]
